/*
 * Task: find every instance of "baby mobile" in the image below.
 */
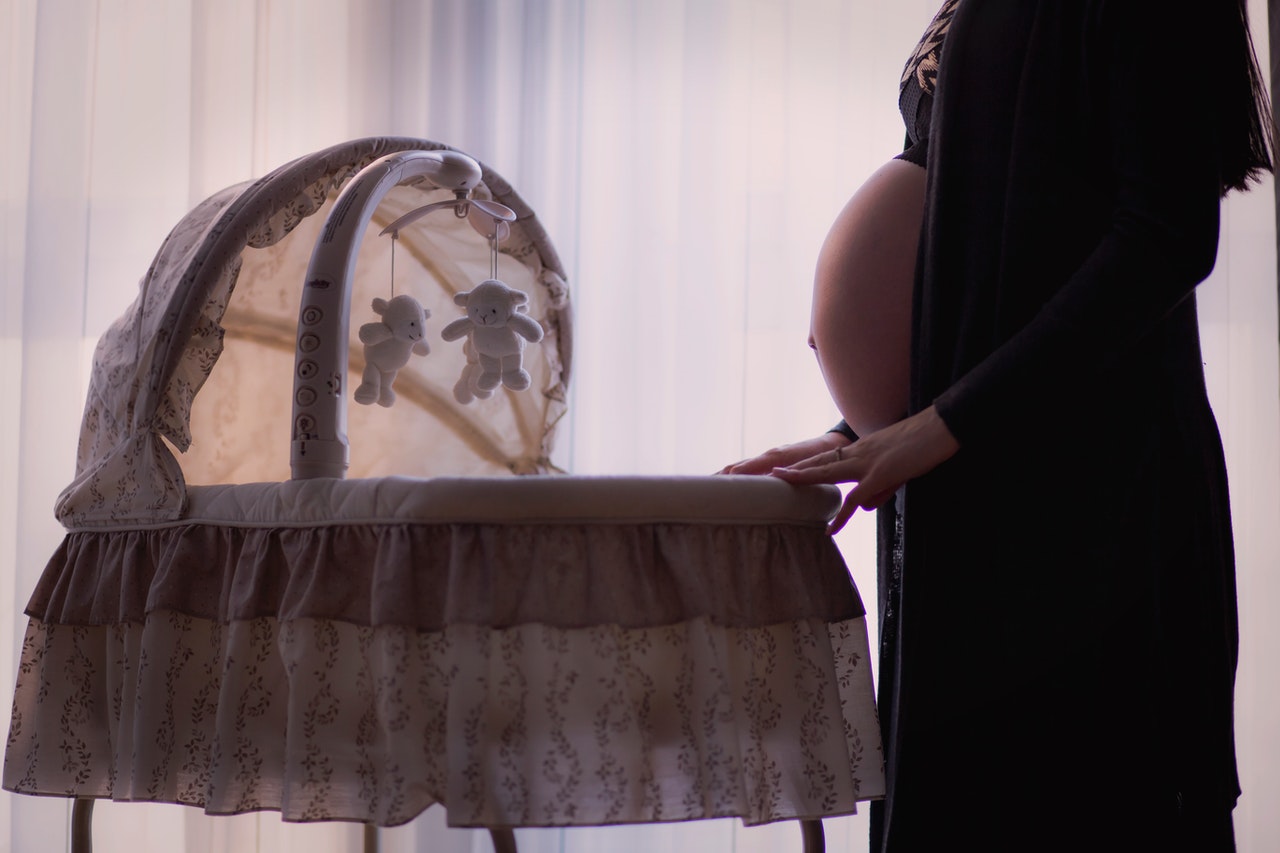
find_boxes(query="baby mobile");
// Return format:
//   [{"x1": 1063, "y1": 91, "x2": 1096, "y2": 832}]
[{"x1": 353, "y1": 191, "x2": 543, "y2": 407}]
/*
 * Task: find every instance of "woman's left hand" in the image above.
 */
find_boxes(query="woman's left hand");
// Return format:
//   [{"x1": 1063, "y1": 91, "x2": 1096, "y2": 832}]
[{"x1": 770, "y1": 404, "x2": 960, "y2": 534}]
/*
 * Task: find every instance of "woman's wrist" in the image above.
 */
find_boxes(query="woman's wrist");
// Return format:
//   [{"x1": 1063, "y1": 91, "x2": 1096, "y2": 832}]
[{"x1": 827, "y1": 420, "x2": 859, "y2": 443}]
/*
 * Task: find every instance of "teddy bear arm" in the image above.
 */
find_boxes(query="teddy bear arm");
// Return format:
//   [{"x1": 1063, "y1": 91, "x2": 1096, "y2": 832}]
[
  {"x1": 359, "y1": 323, "x2": 394, "y2": 345},
  {"x1": 510, "y1": 314, "x2": 545, "y2": 343},
  {"x1": 441, "y1": 318, "x2": 473, "y2": 342}
]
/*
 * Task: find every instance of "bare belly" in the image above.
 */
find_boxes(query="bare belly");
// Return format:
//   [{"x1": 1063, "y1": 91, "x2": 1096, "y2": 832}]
[{"x1": 809, "y1": 158, "x2": 925, "y2": 437}]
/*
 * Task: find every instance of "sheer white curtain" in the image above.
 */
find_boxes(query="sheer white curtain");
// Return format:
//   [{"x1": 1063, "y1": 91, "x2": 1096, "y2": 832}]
[{"x1": 3, "y1": 1, "x2": 1278, "y2": 852}]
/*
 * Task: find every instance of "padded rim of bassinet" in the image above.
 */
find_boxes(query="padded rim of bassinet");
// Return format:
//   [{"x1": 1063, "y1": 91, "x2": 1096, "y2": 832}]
[{"x1": 184, "y1": 475, "x2": 840, "y2": 528}]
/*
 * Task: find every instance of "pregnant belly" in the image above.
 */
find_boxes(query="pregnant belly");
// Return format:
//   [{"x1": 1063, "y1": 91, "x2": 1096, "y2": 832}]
[{"x1": 809, "y1": 158, "x2": 925, "y2": 437}]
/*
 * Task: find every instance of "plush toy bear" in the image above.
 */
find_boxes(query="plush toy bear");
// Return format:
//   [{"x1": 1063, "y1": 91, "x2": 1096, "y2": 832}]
[
  {"x1": 353, "y1": 294, "x2": 430, "y2": 407},
  {"x1": 441, "y1": 279, "x2": 544, "y2": 402}
]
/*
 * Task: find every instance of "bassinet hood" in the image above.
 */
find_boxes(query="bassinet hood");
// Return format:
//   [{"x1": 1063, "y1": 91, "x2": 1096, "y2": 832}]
[{"x1": 55, "y1": 137, "x2": 572, "y2": 529}]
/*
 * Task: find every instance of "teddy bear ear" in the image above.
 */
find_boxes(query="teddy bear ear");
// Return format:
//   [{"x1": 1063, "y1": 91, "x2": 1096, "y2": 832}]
[
  {"x1": 509, "y1": 290, "x2": 528, "y2": 307},
  {"x1": 454, "y1": 291, "x2": 471, "y2": 307},
  {"x1": 371, "y1": 297, "x2": 389, "y2": 314}
]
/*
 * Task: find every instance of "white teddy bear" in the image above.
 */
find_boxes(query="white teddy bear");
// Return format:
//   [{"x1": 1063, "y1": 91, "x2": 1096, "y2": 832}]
[
  {"x1": 441, "y1": 279, "x2": 544, "y2": 403},
  {"x1": 353, "y1": 294, "x2": 430, "y2": 407}
]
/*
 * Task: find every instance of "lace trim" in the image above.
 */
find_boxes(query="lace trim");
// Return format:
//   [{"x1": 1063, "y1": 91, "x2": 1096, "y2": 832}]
[{"x1": 900, "y1": 0, "x2": 961, "y2": 95}]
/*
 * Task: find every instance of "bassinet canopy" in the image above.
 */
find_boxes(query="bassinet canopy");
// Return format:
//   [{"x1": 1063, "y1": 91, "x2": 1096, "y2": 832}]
[{"x1": 56, "y1": 137, "x2": 572, "y2": 530}]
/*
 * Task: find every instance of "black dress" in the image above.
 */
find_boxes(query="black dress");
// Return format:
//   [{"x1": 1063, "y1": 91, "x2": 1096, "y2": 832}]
[{"x1": 868, "y1": 2, "x2": 1241, "y2": 851}]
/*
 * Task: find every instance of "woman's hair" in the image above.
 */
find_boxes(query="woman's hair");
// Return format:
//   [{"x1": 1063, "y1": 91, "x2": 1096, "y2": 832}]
[{"x1": 1219, "y1": 0, "x2": 1274, "y2": 194}]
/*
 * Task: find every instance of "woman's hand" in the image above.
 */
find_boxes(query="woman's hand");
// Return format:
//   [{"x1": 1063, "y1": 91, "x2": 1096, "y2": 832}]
[
  {"x1": 770, "y1": 405, "x2": 960, "y2": 534},
  {"x1": 719, "y1": 431, "x2": 852, "y2": 476}
]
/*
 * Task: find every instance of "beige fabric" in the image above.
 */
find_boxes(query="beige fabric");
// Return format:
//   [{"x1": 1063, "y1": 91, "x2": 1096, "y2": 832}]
[
  {"x1": 4, "y1": 614, "x2": 882, "y2": 827},
  {"x1": 188, "y1": 182, "x2": 569, "y2": 486}
]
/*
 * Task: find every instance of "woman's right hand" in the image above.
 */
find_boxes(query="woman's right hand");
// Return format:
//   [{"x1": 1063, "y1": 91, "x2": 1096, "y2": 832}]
[{"x1": 719, "y1": 431, "x2": 853, "y2": 476}]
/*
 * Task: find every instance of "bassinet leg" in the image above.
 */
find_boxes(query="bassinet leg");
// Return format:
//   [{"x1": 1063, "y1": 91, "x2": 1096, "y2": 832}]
[
  {"x1": 490, "y1": 827, "x2": 518, "y2": 853},
  {"x1": 800, "y1": 818, "x2": 825, "y2": 853},
  {"x1": 71, "y1": 798, "x2": 94, "y2": 853}
]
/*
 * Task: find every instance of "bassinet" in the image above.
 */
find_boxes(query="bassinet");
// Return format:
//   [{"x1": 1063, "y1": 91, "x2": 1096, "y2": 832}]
[{"x1": 3, "y1": 136, "x2": 883, "y2": 852}]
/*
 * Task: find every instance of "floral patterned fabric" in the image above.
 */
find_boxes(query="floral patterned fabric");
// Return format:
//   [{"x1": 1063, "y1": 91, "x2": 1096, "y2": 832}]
[
  {"x1": 6, "y1": 477, "x2": 885, "y2": 827},
  {"x1": 5, "y1": 613, "x2": 881, "y2": 827}
]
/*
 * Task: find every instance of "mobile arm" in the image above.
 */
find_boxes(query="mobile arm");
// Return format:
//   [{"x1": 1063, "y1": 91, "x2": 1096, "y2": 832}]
[{"x1": 289, "y1": 149, "x2": 482, "y2": 480}]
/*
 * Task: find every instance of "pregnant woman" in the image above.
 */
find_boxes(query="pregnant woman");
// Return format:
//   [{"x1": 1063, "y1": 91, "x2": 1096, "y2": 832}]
[{"x1": 727, "y1": 1, "x2": 1273, "y2": 851}]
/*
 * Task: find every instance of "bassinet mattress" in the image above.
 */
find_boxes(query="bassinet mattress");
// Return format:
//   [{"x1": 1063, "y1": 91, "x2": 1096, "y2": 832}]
[{"x1": 5, "y1": 474, "x2": 884, "y2": 828}]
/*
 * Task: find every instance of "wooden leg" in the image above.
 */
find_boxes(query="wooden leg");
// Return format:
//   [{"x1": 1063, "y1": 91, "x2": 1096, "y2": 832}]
[
  {"x1": 800, "y1": 818, "x2": 825, "y2": 853},
  {"x1": 363, "y1": 823, "x2": 380, "y2": 853},
  {"x1": 71, "y1": 798, "x2": 94, "y2": 853},
  {"x1": 490, "y1": 827, "x2": 518, "y2": 853}
]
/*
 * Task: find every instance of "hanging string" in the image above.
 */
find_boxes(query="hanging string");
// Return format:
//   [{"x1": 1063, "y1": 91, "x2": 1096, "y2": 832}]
[
  {"x1": 490, "y1": 232, "x2": 499, "y2": 280},
  {"x1": 390, "y1": 231, "x2": 398, "y2": 297}
]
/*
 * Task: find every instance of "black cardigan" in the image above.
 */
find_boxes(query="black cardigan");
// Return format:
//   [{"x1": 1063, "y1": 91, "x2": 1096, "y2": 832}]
[{"x1": 874, "y1": 1, "x2": 1241, "y2": 848}]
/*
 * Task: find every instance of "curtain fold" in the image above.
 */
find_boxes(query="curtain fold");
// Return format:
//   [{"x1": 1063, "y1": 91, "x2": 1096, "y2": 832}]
[{"x1": 4, "y1": 1, "x2": 1278, "y2": 852}]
